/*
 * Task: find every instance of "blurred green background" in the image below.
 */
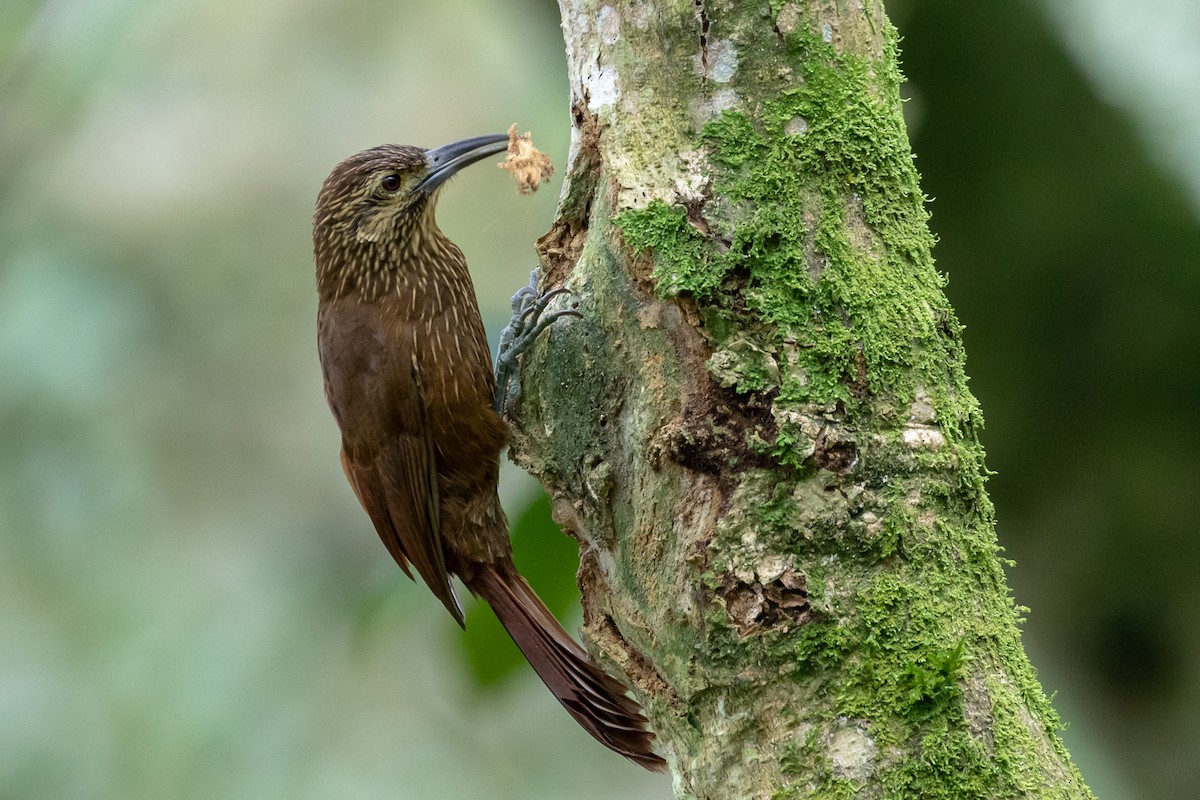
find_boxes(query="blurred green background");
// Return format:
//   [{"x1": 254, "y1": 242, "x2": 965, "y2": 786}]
[{"x1": 1, "y1": 1, "x2": 1196, "y2": 798}]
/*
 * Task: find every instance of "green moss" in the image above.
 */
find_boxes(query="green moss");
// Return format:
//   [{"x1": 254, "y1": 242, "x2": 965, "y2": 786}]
[
  {"x1": 613, "y1": 20, "x2": 977, "y2": 432},
  {"x1": 710, "y1": 436, "x2": 1077, "y2": 795},
  {"x1": 573, "y1": 8, "x2": 1092, "y2": 798},
  {"x1": 706, "y1": 93, "x2": 942, "y2": 412},
  {"x1": 881, "y1": 720, "x2": 1002, "y2": 799},
  {"x1": 613, "y1": 200, "x2": 726, "y2": 299},
  {"x1": 777, "y1": 727, "x2": 862, "y2": 800},
  {"x1": 835, "y1": 574, "x2": 964, "y2": 719},
  {"x1": 783, "y1": 569, "x2": 1022, "y2": 797}
]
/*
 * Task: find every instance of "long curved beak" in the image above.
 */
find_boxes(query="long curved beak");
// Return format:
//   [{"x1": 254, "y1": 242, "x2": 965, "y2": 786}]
[{"x1": 417, "y1": 133, "x2": 509, "y2": 193}]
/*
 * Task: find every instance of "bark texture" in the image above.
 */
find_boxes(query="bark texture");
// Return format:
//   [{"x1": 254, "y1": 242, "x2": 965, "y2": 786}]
[{"x1": 510, "y1": 1, "x2": 1096, "y2": 797}]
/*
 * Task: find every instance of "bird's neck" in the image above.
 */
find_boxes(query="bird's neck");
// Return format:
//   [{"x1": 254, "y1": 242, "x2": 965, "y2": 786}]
[{"x1": 316, "y1": 223, "x2": 474, "y2": 316}]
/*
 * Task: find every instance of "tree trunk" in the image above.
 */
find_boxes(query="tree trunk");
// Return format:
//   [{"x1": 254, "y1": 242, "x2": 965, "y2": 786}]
[{"x1": 510, "y1": 2, "x2": 1096, "y2": 797}]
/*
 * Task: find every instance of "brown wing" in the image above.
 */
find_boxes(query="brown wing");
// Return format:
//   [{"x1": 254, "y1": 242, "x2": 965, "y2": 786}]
[
  {"x1": 338, "y1": 447, "x2": 413, "y2": 579},
  {"x1": 318, "y1": 298, "x2": 463, "y2": 625}
]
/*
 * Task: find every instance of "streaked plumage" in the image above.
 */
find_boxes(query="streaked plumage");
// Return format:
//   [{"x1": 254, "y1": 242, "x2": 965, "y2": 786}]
[{"x1": 313, "y1": 140, "x2": 664, "y2": 771}]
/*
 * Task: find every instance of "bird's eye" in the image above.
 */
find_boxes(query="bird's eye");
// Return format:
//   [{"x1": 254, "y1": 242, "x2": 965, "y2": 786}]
[{"x1": 380, "y1": 174, "x2": 402, "y2": 192}]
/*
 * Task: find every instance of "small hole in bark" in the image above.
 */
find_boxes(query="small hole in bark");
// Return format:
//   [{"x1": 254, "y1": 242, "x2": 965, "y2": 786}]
[{"x1": 718, "y1": 566, "x2": 813, "y2": 636}]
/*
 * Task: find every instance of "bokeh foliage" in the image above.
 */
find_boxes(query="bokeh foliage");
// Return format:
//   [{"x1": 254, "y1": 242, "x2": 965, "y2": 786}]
[{"x1": 1, "y1": 1, "x2": 1196, "y2": 798}]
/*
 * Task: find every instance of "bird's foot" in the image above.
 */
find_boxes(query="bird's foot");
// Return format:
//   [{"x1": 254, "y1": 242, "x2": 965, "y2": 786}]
[{"x1": 494, "y1": 268, "x2": 581, "y2": 417}]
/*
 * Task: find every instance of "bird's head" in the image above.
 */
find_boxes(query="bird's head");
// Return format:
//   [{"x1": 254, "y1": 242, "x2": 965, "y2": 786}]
[{"x1": 313, "y1": 133, "x2": 510, "y2": 297}]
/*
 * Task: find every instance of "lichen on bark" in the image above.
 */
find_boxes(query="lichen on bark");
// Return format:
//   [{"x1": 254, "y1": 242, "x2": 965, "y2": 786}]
[{"x1": 510, "y1": 1, "x2": 1096, "y2": 797}]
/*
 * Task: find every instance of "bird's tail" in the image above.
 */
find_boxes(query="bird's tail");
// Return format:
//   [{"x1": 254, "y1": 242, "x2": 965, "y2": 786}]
[{"x1": 468, "y1": 562, "x2": 666, "y2": 772}]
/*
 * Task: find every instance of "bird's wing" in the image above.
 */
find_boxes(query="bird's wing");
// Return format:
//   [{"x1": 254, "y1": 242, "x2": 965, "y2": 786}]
[{"x1": 319, "y1": 300, "x2": 463, "y2": 625}]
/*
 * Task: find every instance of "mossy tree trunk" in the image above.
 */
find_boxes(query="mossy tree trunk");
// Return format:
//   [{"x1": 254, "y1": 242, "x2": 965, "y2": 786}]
[{"x1": 510, "y1": 2, "x2": 1095, "y2": 797}]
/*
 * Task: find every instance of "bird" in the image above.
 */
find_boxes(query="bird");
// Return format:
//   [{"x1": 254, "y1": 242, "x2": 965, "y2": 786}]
[{"x1": 312, "y1": 133, "x2": 665, "y2": 771}]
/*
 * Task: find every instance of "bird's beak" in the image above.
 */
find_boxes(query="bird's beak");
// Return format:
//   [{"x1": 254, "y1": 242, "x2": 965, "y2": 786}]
[{"x1": 417, "y1": 133, "x2": 510, "y2": 193}]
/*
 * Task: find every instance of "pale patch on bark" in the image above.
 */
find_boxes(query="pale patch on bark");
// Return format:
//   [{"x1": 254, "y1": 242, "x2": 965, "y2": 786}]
[
  {"x1": 908, "y1": 386, "x2": 938, "y2": 424},
  {"x1": 826, "y1": 718, "x2": 878, "y2": 781},
  {"x1": 903, "y1": 425, "x2": 947, "y2": 449},
  {"x1": 559, "y1": 0, "x2": 714, "y2": 210},
  {"x1": 562, "y1": 1, "x2": 621, "y2": 113},
  {"x1": 693, "y1": 39, "x2": 739, "y2": 83},
  {"x1": 584, "y1": 66, "x2": 620, "y2": 112},
  {"x1": 785, "y1": 115, "x2": 809, "y2": 135},
  {"x1": 690, "y1": 88, "x2": 741, "y2": 130},
  {"x1": 597, "y1": 4, "x2": 620, "y2": 44},
  {"x1": 776, "y1": 3, "x2": 803, "y2": 35}
]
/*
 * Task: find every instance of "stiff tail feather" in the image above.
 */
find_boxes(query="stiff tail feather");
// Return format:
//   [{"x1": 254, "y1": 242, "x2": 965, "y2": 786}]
[{"x1": 469, "y1": 563, "x2": 666, "y2": 772}]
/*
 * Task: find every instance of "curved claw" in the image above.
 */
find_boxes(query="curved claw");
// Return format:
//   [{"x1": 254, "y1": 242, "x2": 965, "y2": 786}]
[
  {"x1": 510, "y1": 285, "x2": 539, "y2": 310},
  {"x1": 516, "y1": 288, "x2": 573, "y2": 328},
  {"x1": 494, "y1": 270, "x2": 581, "y2": 417}
]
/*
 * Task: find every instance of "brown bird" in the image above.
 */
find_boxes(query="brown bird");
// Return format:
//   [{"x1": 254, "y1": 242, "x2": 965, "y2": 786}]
[{"x1": 312, "y1": 134, "x2": 664, "y2": 771}]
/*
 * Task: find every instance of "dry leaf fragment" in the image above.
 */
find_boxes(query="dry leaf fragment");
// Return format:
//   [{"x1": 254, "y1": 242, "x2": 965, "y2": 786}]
[{"x1": 498, "y1": 123, "x2": 554, "y2": 194}]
